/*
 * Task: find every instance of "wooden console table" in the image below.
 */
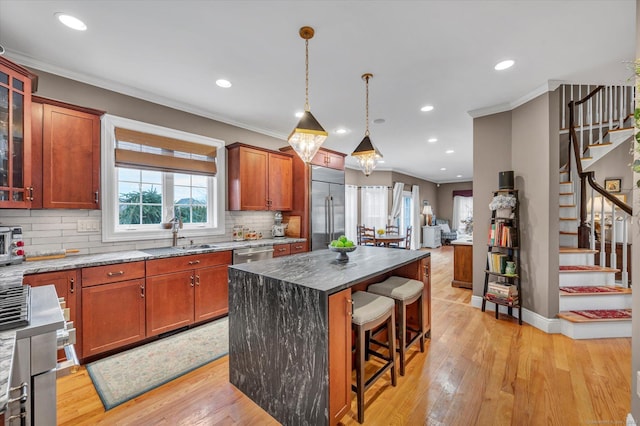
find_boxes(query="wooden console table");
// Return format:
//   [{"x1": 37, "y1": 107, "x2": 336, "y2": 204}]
[{"x1": 451, "y1": 238, "x2": 472, "y2": 289}]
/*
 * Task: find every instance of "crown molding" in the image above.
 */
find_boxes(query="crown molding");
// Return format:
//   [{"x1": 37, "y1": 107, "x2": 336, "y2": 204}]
[{"x1": 467, "y1": 80, "x2": 564, "y2": 118}]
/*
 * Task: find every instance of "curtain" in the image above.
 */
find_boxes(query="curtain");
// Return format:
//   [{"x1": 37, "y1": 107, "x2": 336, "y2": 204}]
[
  {"x1": 360, "y1": 186, "x2": 388, "y2": 232},
  {"x1": 345, "y1": 185, "x2": 358, "y2": 244},
  {"x1": 389, "y1": 182, "x2": 404, "y2": 225},
  {"x1": 411, "y1": 185, "x2": 420, "y2": 250},
  {"x1": 452, "y1": 195, "x2": 474, "y2": 233}
]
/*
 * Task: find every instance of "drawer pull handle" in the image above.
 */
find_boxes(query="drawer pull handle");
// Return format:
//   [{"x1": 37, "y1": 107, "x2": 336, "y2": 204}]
[
  {"x1": 107, "y1": 271, "x2": 125, "y2": 277},
  {"x1": 190, "y1": 275, "x2": 195, "y2": 287},
  {"x1": 188, "y1": 260, "x2": 201, "y2": 265},
  {"x1": 278, "y1": 248, "x2": 286, "y2": 252},
  {"x1": 140, "y1": 285, "x2": 145, "y2": 298},
  {"x1": 69, "y1": 277, "x2": 75, "y2": 293}
]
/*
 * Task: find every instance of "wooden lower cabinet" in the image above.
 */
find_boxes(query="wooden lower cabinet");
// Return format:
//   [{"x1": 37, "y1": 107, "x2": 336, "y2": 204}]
[
  {"x1": 146, "y1": 270, "x2": 196, "y2": 336},
  {"x1": 273, "y1": 241, "x2": 308, "y2": 258},
  {"x1": 81, "y1": 279, "x2": 146, "y2": 357},
  {"x1": 451, "y1": 243, "x2": 472, "y2": 289},
  {"x1": 23, "y1": 269, "x2": 81, "y2": 360},
  {"x1": 406, "y1": 256, "x2": 432, "y2": 337},
  {"x1": 328, "y1": 288, "x2": 352, "y2": 425},
  {"x1": 195, "y1": 264, "x2": 229, "y2": 322}
]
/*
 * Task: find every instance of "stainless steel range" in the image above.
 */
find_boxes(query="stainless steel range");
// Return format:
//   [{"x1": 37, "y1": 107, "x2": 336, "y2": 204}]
[{"x1": 4, "y1": 285, "x2": 67, "y2": 426}]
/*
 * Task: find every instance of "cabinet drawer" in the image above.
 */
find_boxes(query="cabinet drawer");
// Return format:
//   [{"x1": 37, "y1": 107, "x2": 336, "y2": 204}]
[
  {"x1": 146, "y1": 251, "x2": 231, "y2": 276},
  {"x1": 290, "y1": 241, "x2": 307, "y2": 254},
  {"x1": 273, "y1": 244, "x2": 291, "y2": 257},
  {"x1": 82, "y1": 261, "x2": 145, "y2": 287}
]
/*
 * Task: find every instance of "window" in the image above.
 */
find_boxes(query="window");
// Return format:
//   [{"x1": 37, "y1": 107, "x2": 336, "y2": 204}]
[
  {"x1": 102, "y1": 114, "x2": 225, "y2": 242},
  {"x1": 360, "y1": 186, "x2": 388, "y2": 231},
  {"x1": 399, "y1": 191, "x2": 413, "y2": 234},
  {"x1": 452, "y1": 195, "x2": 473, "y2": 233}
]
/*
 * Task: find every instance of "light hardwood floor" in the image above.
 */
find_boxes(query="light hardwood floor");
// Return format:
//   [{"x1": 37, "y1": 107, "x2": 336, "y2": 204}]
[{"x1": 57, "y1": 246, "x2": 632, "y2": 425}]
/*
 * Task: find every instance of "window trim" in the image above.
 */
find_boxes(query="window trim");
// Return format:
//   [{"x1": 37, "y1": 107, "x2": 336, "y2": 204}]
[{"x1": 101, "y1": 114, "x2": 226, "y2": 243}]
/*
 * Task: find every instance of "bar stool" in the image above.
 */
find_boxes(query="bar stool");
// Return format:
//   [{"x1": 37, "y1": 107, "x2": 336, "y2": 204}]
[
  {"x1": 368, "y1": 276, "x2": 425, "y2": 376},
  {"x1": 351, "y1": 291, "x2": 397, "y2": 424}
]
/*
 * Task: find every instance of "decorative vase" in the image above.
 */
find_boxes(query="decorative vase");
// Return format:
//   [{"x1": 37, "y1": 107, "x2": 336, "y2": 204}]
[
  {"x1": 496, "y1": 208, "x2": 513, "y2": 219},
  {"x1": 505, "y1": 261, "x2": 516, "y2": 275}
]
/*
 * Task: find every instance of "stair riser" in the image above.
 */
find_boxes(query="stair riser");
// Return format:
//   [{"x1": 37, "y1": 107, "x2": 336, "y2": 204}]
[
  {"x1": 559, "y1": 206, "x2": 577, "y2": 218},
  {"x1": 559, "y1": 294, "x2": 632, "y2": 311},
  {"x1": 559, "y1": 221, "x2": 578, "y2": 233},
  {"x1": 559, "y1": 272, "x2": 616, "y2": 286},
  {"x1": 560, "y1": 319, "x2": 632, "y2": 339},
  {"x1": 559, "y1": 194, "x2": 574, "y2": 205},
  {"x1": 559, "y1": 182, "x2": 573, "y2": 192},
  {"x1": 582, "y1": 128, "x2": 633, "y2": 170},
  {"x1": 559, "y1": 234, "x2": 578, "y2": 247},
  {"x1": 559, "y1": 253, "x2": 594, "y2": 266},
  {"x1": 559, "y1": 173, "x2": 570, "y2": 183}
]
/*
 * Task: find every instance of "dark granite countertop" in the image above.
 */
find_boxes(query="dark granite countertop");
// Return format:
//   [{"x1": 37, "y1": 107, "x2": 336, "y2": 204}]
[{"x1": 230, "y1": 245, "x2": 430, "y2": 294}]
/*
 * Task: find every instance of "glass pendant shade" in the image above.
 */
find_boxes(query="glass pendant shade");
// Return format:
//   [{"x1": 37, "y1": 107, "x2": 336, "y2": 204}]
[
  {"x1": 287, "y1": 110, "x2": 328, "y2": 162},
  {"x1": 352, "y1": 135, "x2": 382, "y2": 176}
]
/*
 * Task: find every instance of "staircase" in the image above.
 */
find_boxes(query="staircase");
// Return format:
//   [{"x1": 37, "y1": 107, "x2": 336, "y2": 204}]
[{"x1": 556, "y1": 172, "x2": 632, "y2": 339}]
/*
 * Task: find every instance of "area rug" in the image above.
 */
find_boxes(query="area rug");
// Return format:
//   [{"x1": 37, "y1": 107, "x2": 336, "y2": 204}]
[
  {"x1": 560, "y1": 286, "x2": 624, "y2": 294},
  {"x1": 87, "y1": 317, "x2": 228, "y2": 410},
  {"x1": 570, "y1": 309, "x2": 632, "y2": 320}
]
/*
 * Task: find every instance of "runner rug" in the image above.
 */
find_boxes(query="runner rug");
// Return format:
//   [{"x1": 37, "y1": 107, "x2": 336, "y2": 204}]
[
  {"x1": 561, "y1": 286, "x2": 624, "y2": 294},
  {"x1": 570, "y1": 309, "x2": 632, "y2": 320},
  {"x1": 87, "y1": 316, "x2": 228, "y2": 410}
]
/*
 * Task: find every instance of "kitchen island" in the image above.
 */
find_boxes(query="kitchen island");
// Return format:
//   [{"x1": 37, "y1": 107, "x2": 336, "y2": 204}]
[
  {"x1": 451, "y1": 237, "x2": 473, "y2": 289},
  {"x1": 228, "y1": 246, "x2": 431, "y2": 425}
]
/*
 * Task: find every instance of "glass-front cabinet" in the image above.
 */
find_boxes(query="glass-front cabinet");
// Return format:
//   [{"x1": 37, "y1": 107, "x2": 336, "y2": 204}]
[{"x1": 0, "y1": 56, "x2": 35, "y2": 208}]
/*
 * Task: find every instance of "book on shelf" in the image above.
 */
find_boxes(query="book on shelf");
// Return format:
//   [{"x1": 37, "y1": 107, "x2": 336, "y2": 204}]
[
  {"x1": 485, "y1": 292, "x2": 519, "y2": 306},
  {"x1": 487, "y1": 282, "x2": 518, "y2": 296},
  {"x1": 487, "y1": 221, "x2": 517, "y2": 247},
  {"x1": 487, "y1": 252, "x2": 509, "y2": 274}
]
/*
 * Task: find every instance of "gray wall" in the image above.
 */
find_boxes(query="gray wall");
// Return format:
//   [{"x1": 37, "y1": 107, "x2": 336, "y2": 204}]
[
  {"x1": 586, "y1": 141, "x2": 635, "y2": 199},
  {"x1": 473, "y1": 111, "x2": 512, "y2": 297}
]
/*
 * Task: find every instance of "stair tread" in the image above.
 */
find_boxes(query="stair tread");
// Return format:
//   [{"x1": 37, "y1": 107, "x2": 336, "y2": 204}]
[
  {"x1": 558, "y1": 309, "x2": 631, "y2": 323},
  {"x1": 559, "y1": 247, "x2": 598, "y2": 253},
  {"x1": 580, "y1": 156, "x2": 594, "y2": 160},
  {"x1": 559, "y1": 192, "x2": 574, "y2": 196},
  {"x1": 587, "y1": 142, "x2": 613, "y2": 148},
  {"x1": 559, "y1": 231, "x2": 578, "y2": 235},
  {"x1": 559, "y1": 217, "x2": 578, "y2": 221},
  {"x1": 559, "y1": 285, "x2": 631, "y2": 296},
  {"x1": 559, "y1": 265, "x2": 619, "y2": 273},
  {"x1": 560, "y1": 204, "x2": 576, "y2": 208},
  {"x1": 609, "y1": 126, "x2": 635, "y2": 133}
]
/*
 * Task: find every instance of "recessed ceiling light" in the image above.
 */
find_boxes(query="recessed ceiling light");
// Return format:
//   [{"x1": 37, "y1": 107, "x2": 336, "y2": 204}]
[
  {"x1": 446, "y1": 149, "x2": 455, "y2": 154},
  {"x1": 420, "y1": 105, "x2": 434, "y2": 112},
  {"x1": 456, "y1": 174, "x2": 463, "y2": 178},
  {"x1": 494, "y1": 60, "x2": 514, "y2": 71},
  {"x1": 55, "y1": 13, "x2": 87, "y2": 31},
  {"x1": 215, "y1": 79, "x2": 232, "y2": 88},
  {"x1": 428, "y1": 138, "x2": 438, "y2": 143},
  {"x1": 335, "y1": 128, "x2": 347, "y2": 134},
  {"x1": 295, "y1": 111, "x2": 304, "y2": 118},
  {"x1": 440, "y1": 167, "x2": 446, "y2": 171},
  {"x1": 378, "y1": 160, "x2": 385, "y2": 164},
  {"x1": 373, "y1": 118, "x2": 386, "y2": 124}
]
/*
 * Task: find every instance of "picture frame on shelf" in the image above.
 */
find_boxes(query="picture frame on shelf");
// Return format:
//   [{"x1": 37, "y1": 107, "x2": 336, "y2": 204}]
[{"x1": 604, "y1": 178, "x2": 621, "y2": 192}]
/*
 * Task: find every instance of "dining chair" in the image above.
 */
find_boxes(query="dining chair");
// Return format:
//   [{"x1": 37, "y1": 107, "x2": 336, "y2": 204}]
[
  {"x1": 385, "y1": 225, "x2": 399, "y2": 235},
  {"x1": 358, "y1": 226, "x2": 376, "y2": 246},
  {"x1": 404, "y1": 226, "x2": 412, "y2": 249}
]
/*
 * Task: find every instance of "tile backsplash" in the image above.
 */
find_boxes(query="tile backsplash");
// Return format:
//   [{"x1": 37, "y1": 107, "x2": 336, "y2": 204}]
[{"x1": 0, "y1": 209, "x2": 279, "y2": 255}]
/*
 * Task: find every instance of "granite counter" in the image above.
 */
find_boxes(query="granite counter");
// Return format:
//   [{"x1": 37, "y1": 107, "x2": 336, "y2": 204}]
[{"x1": 228, "y1": 246, "x2": 431, "y2": 425}]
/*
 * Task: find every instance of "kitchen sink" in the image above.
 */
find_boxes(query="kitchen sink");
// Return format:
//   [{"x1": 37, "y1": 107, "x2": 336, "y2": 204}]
[{"x1": 180, "y1": 243, "x2": 218, "y2": 251}]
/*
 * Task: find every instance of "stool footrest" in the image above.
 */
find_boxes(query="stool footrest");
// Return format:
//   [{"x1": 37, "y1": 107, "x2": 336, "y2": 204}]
[{"x1": 351, "y1": 359, "x2": 395, "y2": 393}]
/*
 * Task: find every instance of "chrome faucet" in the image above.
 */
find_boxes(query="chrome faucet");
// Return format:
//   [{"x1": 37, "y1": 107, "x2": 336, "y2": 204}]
[{"x1": 171, "y1": 217, "x2": 183, "y2": 247}]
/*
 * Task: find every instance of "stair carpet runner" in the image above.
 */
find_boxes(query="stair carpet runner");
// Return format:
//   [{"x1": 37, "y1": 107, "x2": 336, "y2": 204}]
[{"x1": 557, "y1": 171, "x2": 632, "y2": 339}]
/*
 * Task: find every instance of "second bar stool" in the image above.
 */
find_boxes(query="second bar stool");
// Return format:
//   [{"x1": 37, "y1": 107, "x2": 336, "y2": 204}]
[
  {"x1": 368, "y1": 276, "x2": 425, "y2": 375},
  {"x1": 351, "y1": 290, "x2": 397, "y2": 424}
]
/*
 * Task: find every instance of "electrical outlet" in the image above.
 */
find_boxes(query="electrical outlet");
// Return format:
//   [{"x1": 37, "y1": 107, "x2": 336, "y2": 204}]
[{"x1": 77, "y1": 219, "x2": 100, "y2": 232}]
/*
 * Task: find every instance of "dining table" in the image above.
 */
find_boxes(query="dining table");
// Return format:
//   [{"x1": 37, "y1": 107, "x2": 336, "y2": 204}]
[{"x1": 363, "y1": 234, "x2": 406, "y2": 247}]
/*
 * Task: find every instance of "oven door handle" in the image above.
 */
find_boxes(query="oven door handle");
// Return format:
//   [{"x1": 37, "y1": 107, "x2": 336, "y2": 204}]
[{"x1": 56, "y1": 344, "x2": 80, "y2": 378}]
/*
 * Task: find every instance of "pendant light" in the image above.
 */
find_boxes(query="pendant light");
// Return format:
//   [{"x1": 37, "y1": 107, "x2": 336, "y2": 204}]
[
  {"x1": 352, "y1": 73, "x2": 382, "y2": 176},
  {"x1": 288, "y1": 26, "x2": 328, "y2": 163}
]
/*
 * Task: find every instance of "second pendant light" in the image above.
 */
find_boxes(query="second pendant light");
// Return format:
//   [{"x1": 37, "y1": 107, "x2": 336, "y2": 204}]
[{"x1": 351, "y1": 73, "x2": 383, "y2": 176}]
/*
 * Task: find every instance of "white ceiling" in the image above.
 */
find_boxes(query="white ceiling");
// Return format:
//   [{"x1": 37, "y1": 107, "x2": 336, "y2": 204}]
[{"x1": 0, "y1": 0, "x2": 635, "y2": 183}]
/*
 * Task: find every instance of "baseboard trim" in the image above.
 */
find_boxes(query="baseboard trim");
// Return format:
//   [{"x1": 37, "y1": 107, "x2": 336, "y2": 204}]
[{"x1": 470, "y1": 295, "x2": 562, "y2": 334}]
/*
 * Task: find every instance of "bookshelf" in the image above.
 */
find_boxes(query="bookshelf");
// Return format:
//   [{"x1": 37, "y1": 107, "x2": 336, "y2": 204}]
[{"x1": 481, "y1": 189, "x2": 522, "y2": 324}]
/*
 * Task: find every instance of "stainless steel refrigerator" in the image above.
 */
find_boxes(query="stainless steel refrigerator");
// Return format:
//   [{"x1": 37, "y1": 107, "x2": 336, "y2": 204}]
[{"x1": 310, "y1": 165, "x2": 345, "y2": 251}]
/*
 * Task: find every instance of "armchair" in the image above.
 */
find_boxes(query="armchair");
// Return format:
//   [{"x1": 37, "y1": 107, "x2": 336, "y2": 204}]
[{"x1": 435, "y1": 219, "x2": 457, "y2": 245}]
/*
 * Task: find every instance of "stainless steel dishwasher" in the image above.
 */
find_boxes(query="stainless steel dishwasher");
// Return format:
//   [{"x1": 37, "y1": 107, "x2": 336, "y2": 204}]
[{"x1": 232, "y1": 246, "x2": 274, "y2": 264}]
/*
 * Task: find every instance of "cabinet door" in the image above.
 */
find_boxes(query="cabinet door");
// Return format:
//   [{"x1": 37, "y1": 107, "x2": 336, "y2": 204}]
[
  {"x1": 146, "y1": 270, "x2": 195, "y2": 336},
  {"x1": 23, "y1": 269, "x2": 81, "y2": 360},
  {"x1": 81, "y1": 279, "x2": 146, "y2": 357},
  {"x1": 328, "y1": 289, "x2": 352, "y2": 425},
  {"x1": 239, "y1": 147, "x2": 268, "y2": 210},
  {"x1": 0, "y1": 58, "x2": 32, "y2": 208},
  {"x1": 194, "y1": 264, "x2": 228, "y2": 322},
  {"x1": 311, "y1": 149, "x2": 345, "y2": 171},
  {"x1": 268, "y1": 153, "x2": 293, "y2": 211},
  {"x1": 41, "y1": 104, "x2": 101, "y2": 209},
  {"x1": 290, "y1": 241, "x2": 308, "y2": 254}
]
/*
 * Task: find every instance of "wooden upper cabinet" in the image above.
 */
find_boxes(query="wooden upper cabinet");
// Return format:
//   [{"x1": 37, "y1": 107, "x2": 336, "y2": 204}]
[
  {"x1": 227, "y1": 143, "x2": 293, "y2": 211},
  {"x1": 0, "y1": 57, "x2": 36, "y2": 208},
  {"x1": 31, "y1": 96, "x2": 103, "y2": 209},
  {"x1": 311, "y1": 148, "x2": 345, "y2": 170}
]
